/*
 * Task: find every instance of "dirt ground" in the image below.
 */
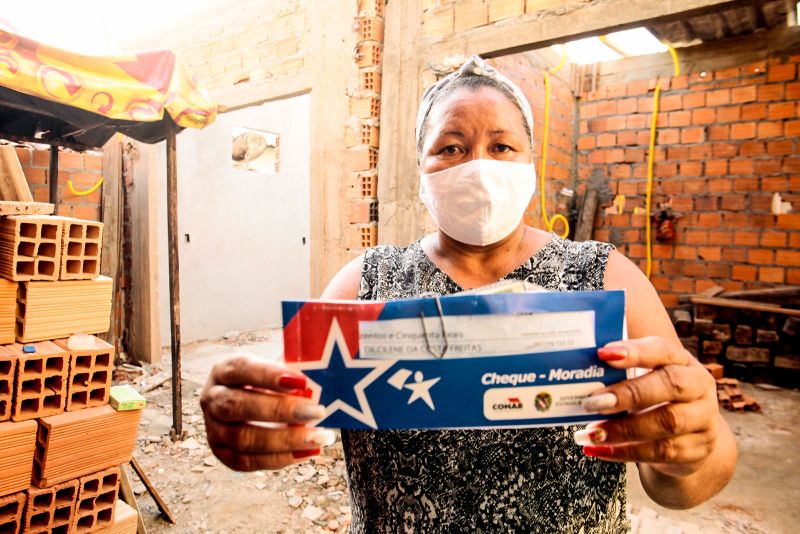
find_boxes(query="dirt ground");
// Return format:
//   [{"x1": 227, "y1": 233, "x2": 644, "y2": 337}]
[{"x1": 122, "y1": 330, "x2": 799, "y2": 534}]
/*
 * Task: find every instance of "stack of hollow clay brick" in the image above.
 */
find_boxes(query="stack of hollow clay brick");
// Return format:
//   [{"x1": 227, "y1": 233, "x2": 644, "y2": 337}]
[{"x1": 0, "y1": 210, "x2": 140, "y2": 533}]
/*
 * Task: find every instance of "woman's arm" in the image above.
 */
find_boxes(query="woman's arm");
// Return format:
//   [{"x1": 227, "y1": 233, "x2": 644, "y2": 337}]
[
  {"x1": 320, "y1": 255, "x2": 364, "y2": 299},
  {"x1": 596, "y1": 250, "x2": 737, "y2": 509}
]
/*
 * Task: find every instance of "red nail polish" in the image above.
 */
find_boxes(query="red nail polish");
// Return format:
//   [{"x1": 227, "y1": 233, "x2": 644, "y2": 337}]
[
  {"x1": 278, "y1": 374, "x2": 307, "y2": 390},
  {"x1": 292, "y1": 448, "x2": 321, "y2": 459},
  {"x1": 583, "y1": 445, "x2": 613, "y2": 457},
  {"x1": 597, "y1": 347, "x2": 627, "y2": 361}
]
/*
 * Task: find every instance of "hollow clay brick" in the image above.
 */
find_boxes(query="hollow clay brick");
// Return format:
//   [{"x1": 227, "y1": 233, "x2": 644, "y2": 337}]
[
  {"x1": 72, "y1": 466, "x2": 120, "y2": 533},
  {"x1": 16, "y1": 276, "x2": 113, "y2": 343},
  {"x1": 54, "y1": 336, "x2": 114, "y2": 411},
  {"x1": 0, "y1": 420, "x2": 38, "y2": 497},
  {"x1": 11, "y1": 342, "x2": 69, "y2": 422},
  {"x1": 0, "y1": 278, "x2": 16, "y2": 344},
  {"x1": 34, "y1": 406, "x2": 140, "y2": 488},
  {"x1": 23, "y1": 478, "x2": 78, "y2": 533},
  {"x1": 0, "y1": 346, "x2": 17, "y2": 421},
  {"x1": 52, "y1": 217, "x2": 104, "y2": 281},
  {"x1": 0, "y1": 215, "x2": 63, "y2": 281},
  {"x1": 93, "y1": 500, "x2": 137, "y2": 534},
  {"x1": 0, "y1": 491, "x2": 26, "y2": 533}
]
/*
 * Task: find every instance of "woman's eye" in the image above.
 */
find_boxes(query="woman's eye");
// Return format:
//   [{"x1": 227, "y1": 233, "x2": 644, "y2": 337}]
[
  {"x1": 494, "y1": 144, "x2": 512, "y2": 153},
  {"x1": 440, "y1": 145, "x2": 460, "y2": 155}
]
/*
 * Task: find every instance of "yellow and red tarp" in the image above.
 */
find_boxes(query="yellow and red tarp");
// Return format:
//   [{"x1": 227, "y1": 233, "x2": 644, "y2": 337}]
[{"x1": 0, "y1": 29, "x2": 216, "y2": 148}]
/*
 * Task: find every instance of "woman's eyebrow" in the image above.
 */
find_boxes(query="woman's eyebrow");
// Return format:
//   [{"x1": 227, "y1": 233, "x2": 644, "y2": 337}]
[{"x1": 440, "y1": 130, "x2": 465, "y2": 137}]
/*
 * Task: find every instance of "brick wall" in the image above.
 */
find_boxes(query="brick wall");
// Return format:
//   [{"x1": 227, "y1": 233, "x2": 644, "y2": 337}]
[
  {"x1": 122, "y1": 0, "x2": 310, "y2": 91},
  {"x1": 491, "y1": 53, "x2": 575, "y2": 228},
  {"x1": 12, "y1": 145, "x2": 103, "y2": 221},
  {"x1": 422, "y1": 0, "x2": 609, "y2": 39},
  {"x1": 577, "y1": 57, "x2": 800, "y2": 308}
]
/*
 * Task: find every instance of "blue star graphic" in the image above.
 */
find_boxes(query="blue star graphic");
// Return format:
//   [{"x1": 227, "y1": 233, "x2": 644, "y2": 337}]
[{"x1": 303, "y1": 342, "x2": 373, "y2": 409}]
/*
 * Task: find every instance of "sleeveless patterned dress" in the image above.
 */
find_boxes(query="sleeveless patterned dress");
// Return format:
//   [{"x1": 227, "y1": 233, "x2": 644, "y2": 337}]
[{"x1": 341, "y1": 234, "x2": 629, "y2": 534}]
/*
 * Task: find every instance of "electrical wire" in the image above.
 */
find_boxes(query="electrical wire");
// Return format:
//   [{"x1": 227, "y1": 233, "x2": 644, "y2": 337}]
[
  {"x1": 644, "y1": 44, "x2": 681, "y2": 279},
  {"x1": 67, "y1": 176, "x2": 104, "y2": 196},
  {"x1": 540, "y1": 46, "x2": 570, "y2": 238}
]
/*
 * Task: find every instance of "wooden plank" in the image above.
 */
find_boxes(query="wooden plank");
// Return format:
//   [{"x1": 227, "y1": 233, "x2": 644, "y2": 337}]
[
  {"x1": 127, "y1": 140, "x2": 161, "y2": 365},
  {"x1": 0, "y1": 201, "x2": 54, "y2": 215},
  {"x1": 119, "y1": 466, "x2": 148, "y2": 534},
  {"x1": 99, "y1": 139, "x2": 123, "y2": 353},
  {"x1": 585, "y1": 25, "x2": 800, "y2": 87},
  {"x1": 719, "y1": 286, "x2": 800, "y2": 299},
  {"x1": 376, "y1": 0, "x2": 425, "y2": 247},
  {"x1": 165, "y1": 125, "x2": 182, "y2": 437},
  {"x1": 212, "y1": 72, "x2": 311, "y2": 113},
  {"x1": 426, "y1": 0, "x2": 751, "y2": 58},
  {"x1": 574, "y1": 189, "x2": 598, "y2": 242},
  {"x1": 309, "y1": 0, "x2": 363, "y2": 293},
  {"x1": 690, "y1": 296, "x2": 800, "y2": 317},
  {"x1": 0, "y1": 145, "x2": 34, "y2": 202}
]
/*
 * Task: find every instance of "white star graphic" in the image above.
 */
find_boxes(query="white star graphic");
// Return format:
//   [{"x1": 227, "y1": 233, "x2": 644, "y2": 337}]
[
  {"x1": 292, "y1": 318, "x2": 395, "y2": 429},
  {"x1": 403, "y1": 371, "x2": 441, "y2": 411}
]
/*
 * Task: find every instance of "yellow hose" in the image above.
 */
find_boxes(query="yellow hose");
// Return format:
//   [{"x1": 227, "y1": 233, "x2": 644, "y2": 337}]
[
  {"x1": 68, "y1": 177, "x2": 104, "y2": 196},
  {"x1": 540, "y1": 46, "x2": 569, "y2": 238},
  {"x1": 644, "y1": 45, "x2": 680, "y2": 279}
]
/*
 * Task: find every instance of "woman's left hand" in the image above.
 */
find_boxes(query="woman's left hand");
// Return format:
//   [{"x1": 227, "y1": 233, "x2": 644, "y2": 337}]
[{"x1": 575, "y1": 336, "x2": 720, "y2": 478}]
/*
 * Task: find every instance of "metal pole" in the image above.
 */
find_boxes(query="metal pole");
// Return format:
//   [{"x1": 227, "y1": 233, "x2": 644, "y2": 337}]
[
  {"x1": 166, "y1": 124, "x2": 183, "y2": 439},
  {"x1": 49, "y1": 145, "x2": 59, "y2": 210}
]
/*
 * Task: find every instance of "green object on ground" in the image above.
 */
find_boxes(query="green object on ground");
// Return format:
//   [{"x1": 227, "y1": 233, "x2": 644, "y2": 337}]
[{"x1": 110, "y1": 384, "x2": 146, "y2": 411}]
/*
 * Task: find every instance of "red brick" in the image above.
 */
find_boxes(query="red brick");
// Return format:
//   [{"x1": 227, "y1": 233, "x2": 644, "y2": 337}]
[
  {"x1": 689, "y1": 145, "x2": 712, "y2": 160},
  {"x1": 741, "y1": 61, "x2": 767, "y2": 76},
  {"x1": 32, "y1": 150, "x2": 50, "y2": 167},
  {"x1": 58, "y1": 152, "x2": 84, "y2": 170},
  {"x1": 720, "y1": 195, "x2": 747, "y2": 211},
  {"x1": 734, "y1": 177, "x2": 760, "y2": 191},
  {"x1": 696, "y1": 246, "x2": 721, "y2": 262},
  {"x1": 756, "y1": 159, "x2": 782, "y2": 174},
  {"x1": 690, "y1": 71, "x2": 714, "y2": 85},
  {"x1": 767, "y1": 139, "x2": 794, "y2": 155},
  {"x1": 681, "y1": 127, "x2": 705, "y2": 144},
  {"x1": 657, "y1": 129, "x2": 680, "y2": 144},
  {"x1": 734, "y1": 231, "x2": 760, "y2": 246},
  {"x1": 741, "y1": 103, "x2": 767, "y2": 120},
  {"x1": 778, "y1": 214, "x2": 800, "y2": 229},
  {"x1": 739, "y1": 141, "x2": 765, "y2": 156},
  {"x1": 707, "y1": 125, "x2": 729, "y2": 140},
  {"x1": 690, "y1": 108, "x2": 715, "y2": 125},
  {"x1": 712, "y1": 142, "x2": 738, "y2": 158},
  {"x1": 577, "y1": 136, "x2": 595, "y2": 150},
  {"x1": 757, "y1": 84, "x2": 784, "y2": 101},
  {"x1": 731, "y1": 85, "x2": 756, "y2": 103},
  {"x1": 748, "y1": 248, "x2": 774, "y2": 265},
  {"x1": 705, "y1": 161, "x2": 728, "y2": 177},
  {"x1": 581, "y1": 103, "x2": 598, "y2": 118},
  {"x1": 617, "y1": 130, "x2": 638, "y2": 146},
  {"x1": 680, "y1": 161, "x2": 702, "y2": 177},
  {"x1": 759, "y1": 266, "x2": 785, "y2": 283},
  {"x1": 674, "y1": 246, "x2": 697, "y2": 260},
  {"x1": 716, "y1": 106, "x2": 741, "y2": 123},
  {"x1": 730, "y1": 122, "x2": 756, "y2": 139},
  {"x1": 723, "y1": 248, "x2": 747, "y2": 263},
  {"x1": 776, "y1": 250, "x2": 800, "y2": 266},
  {"x1": 768, "y1": 102, "x2": 796, "y2": 120},
  {"x1": 694, "y1": 196, "x2": 717, "y2": 210},
  {"x1": 706, "y1": 89, "x2": 731, "y2": 106},
  {"x1": 655, "y1": 162, "x2": 678, "y2": 178},
  {"x1": 729, "y1": 159, "x2": 754, "y2": 175},
  {"x1": 596, "y1": 133, "x2": 616, "y2": 147},
  {"x1": 787, "y1": 82, "x2": 800, "y2": 99},
  {"x1": 786, "y1": 120, "x2": 800, "y2": 137},
  {"x1": 617, "y1": 98, "x2": 638, "y2": 114},
  {"x1": 668, "y1": 110, "x2": 691, "y2": 127},
  {"x1": 785, "y1": 157, "x2": 800, "y2": 172},
  {"x1": 627, "y1": 115, "x2": 649, "y2": 129},
  {"x1": 732, "y1": 265, "x2": 757, "y2": 281},
  {"x1": 638, "y1": 97, "x2": 654, "y2": 113},
  {"x1": 684, "y1": 230, "x2": 708, "y2": 245},
  {"x1": 757, "y1": 121, "x2": 783, "y2": 138},
  {"x1": 606, "y1": 116, "x2": 626, "y2": 131},
  {"x1": 788, "y1": 269, "x2": 800, "y2": 284},
  {"x1": 660, "y1": 94, "x2": 682, "y2": 111},
  {"x1": 683, "y1": 92, "x2": 706, "y2": 108},
  {"x1": 761, "y1": 231, "x2": 787, "y2": 247},
  {"x1": 708, "y1": 230, "x2": 732, "y2": 245},
  {"x1": 767, "y1": 63, "x2": 796, "y2": 82},
  {"x1": 597, "y1": 100, "x2": 617, "y2": 116}
]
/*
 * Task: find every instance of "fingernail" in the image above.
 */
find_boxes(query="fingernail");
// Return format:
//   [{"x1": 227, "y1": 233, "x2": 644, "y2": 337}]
[
  {"x1": 278, "y1": 373, "x2": 307, "y2": 390},
  {"x1": 294, "y1": 403, "x2": 326, "y2": 421},
  {"x1": 305, "y1": 429, "x2": 336, "y2": 448},
  {"x1": 582, "y1": 393, "x2": 618, "y2": 412},
  {"x1": 583, "y1": 445, "x2": 613, "y2": 458},
  {"x1": 573, "y1": 427, "x2": 608, "y2": 446},
  {"x1": 597, "y1": 346, "x2": 627, "y2": 361},
  {"x1": 292, "y1": 448, "x2": 321, "y2": 459}
]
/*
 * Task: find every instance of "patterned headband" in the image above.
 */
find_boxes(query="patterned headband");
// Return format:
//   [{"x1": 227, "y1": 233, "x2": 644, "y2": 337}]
[{"x1": 415, "y1": 54, "x2": 535, "y2": 149}]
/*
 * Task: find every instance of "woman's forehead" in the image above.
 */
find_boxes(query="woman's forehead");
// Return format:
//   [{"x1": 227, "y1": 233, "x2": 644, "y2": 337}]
[{"x1": 428, "y1": 86, "x2": 525, "y2": 132}]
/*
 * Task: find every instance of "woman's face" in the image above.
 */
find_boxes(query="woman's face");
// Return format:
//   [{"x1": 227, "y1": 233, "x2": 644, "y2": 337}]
[{"x1": 419, "y1": 86, "x2": 533, "y2": 174}]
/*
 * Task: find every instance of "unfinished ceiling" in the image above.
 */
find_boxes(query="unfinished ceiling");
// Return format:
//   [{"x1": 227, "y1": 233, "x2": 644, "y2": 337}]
[{"x1": 650, "y1": 0, "x2": 795, "y2": 46}]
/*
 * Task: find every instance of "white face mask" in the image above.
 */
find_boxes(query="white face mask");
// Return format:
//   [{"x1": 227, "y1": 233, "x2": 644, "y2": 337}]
[{"x1": 419, "y1": 159, "x2": 536, "y2": 246}]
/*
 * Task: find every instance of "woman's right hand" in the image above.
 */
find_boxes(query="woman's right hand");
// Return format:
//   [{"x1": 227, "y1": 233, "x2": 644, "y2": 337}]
[{"x1": 200, "y1": 354, "x2": 335, "y2": 471}]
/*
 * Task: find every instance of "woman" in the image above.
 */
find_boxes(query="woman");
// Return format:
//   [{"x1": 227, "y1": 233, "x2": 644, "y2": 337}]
[{"x1": 201, "y1": 56, "x2": 737, "y2": 532}]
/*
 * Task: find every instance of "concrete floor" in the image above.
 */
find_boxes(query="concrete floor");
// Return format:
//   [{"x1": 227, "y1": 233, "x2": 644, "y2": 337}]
[{"x1": 173, "y1": 329, "x2": 799, "y2": 533}]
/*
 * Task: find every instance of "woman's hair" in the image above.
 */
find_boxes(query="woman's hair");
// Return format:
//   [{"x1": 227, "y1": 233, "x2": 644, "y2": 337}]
[{"x1": 416, "y1": 74, "x2": 533, "y2": 162}]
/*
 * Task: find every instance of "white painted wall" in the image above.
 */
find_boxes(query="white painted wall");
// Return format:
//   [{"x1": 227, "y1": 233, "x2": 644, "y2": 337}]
[{"x1": 155, "y1": 94, "x2": 311, "y2": 345}]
